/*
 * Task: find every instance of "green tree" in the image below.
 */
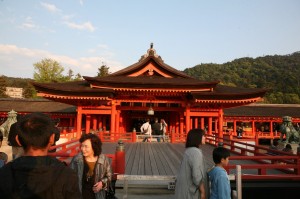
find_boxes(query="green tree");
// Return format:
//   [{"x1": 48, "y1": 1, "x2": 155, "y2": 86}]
[
  {"x1": 74, "y1": 73, "x2": 82, "y2": 81},
  {"x1": 0, "y1": 76, "x2": 8, "y2": 98},
  {"x1": 97, "y1": 64, "x2": 110, "y2": 77},
  {"x1": 23, "y1": 83, "x2": 37, "y2": 98},
  {"x1": 33, "y1": 58, "x2": 65, "y2": 83}
]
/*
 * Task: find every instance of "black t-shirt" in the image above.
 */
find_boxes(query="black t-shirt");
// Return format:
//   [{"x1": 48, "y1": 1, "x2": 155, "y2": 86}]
[
  {"x1": 152, "y1": 122, "x2": 161, "y2": 135},
  {"x1": 82, "y1": 161, "x2": 96, "y2": 199}
]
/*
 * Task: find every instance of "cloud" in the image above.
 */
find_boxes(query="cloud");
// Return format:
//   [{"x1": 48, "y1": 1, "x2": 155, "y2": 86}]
[
  {"x1": 0, "y1": 44, "x2": 123, "y2": 78},
  {"x1": 20, "y1": 17, "x2": 36, "y2": 29},
  {"x1": 64, "y1": 21, "x2": 95, "y2": 32},
  {"x1": 40, "y1": 2, "x2": 61, "y2": 13},
  {"x1": 79, "y1": 0, "x2": 84, "y2": 6}
]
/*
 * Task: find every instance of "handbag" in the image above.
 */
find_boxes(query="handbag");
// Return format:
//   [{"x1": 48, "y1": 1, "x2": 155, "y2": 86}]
[{"x1": 105, "y1": 182, "x2": 117, "y2": 199}]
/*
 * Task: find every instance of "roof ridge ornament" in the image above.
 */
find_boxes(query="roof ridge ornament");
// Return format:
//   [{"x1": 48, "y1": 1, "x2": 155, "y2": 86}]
[{"x1": 139, "y1": 43, "x2": 164, "y2": 62}]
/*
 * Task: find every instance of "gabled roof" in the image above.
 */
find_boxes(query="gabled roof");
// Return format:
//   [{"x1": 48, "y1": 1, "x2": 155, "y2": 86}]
[
  {"x1": 109, "y1": 50, "x2": 191, "y2": 78},
  {"x1": 84, "y1": 76, "x2": 219, "y2": 91},
  {"x1": 32, "y1": 44, "x2": 267, "y2": 105}
]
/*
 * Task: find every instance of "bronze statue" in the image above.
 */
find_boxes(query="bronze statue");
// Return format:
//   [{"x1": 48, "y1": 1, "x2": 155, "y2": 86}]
[{"x1": 279, "y1": 116, "x2": 300, "y2": 143}]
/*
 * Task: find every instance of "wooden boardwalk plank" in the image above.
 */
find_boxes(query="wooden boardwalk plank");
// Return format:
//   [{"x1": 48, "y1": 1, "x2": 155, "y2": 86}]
[
  {"x1": 130, "y1": 143, "x2": 141, "y2": 175},
  {"x1": 147, "y1": 143, "x2": 160, "y2": 175},
  {"x1": 138, "y1": 143, "x2": 145, "y2": 175},
  {"x1": 153, "y1": 143, "x2": 170, "y2": 175},
  {"x1": 144, "y1": 143, "x2": 153, "y2": 175},
  {"x1": 157, "y1": 143, "x2": 179, "y2": 175},
  {"x1": 125, "y1": 143, "x2": 133, "y2": 163},
  {"x1": 125, "y1": 142, "x2": 138, "y2": 174}
]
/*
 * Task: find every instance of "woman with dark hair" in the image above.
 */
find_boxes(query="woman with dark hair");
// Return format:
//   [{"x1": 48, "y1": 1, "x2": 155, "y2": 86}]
[
  {"x1": 175, "y1": 129, "x2": 206, "y2": 199},
  {"x1": 70, "y1": 133, "x2": 112, "y2": 199}
]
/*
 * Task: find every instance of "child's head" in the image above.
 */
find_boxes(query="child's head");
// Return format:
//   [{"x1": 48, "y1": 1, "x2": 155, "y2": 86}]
[{"x1": 213, "y1": 147, "x2": 230, "y2": 166}]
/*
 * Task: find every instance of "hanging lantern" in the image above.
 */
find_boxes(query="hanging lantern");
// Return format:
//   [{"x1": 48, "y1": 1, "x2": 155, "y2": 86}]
[{"x1": 147, "y1": 105, "x2": 154, "y2": 115}]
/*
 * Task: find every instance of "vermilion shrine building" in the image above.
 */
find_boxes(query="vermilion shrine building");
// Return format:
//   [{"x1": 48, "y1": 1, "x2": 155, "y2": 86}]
[{"x1": 30, "y1": 45, "x2": 270, "y2": 139}]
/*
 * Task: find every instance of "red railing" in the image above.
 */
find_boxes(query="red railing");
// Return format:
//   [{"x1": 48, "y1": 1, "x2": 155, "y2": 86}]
[{"x1": 205, "y1": 134, "x2": 300, "y2": 176}]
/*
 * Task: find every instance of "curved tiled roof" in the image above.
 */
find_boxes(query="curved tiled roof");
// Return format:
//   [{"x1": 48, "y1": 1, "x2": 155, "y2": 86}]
[
  {"x1": 192, "y1": 85, "x2": 268, "y2": 100},
  {"x1": 32, "y1": 81, "x2": 114, "y2": 97},
  {"x1": 84, "y1": 76, "x2": 219, "y2": 90},
  {"x1": 110, "y1": 53, "x2": 191, "y2": 78}
]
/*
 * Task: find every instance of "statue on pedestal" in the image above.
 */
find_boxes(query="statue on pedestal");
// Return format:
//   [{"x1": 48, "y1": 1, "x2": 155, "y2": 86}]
[
  {"x1": 0, "y1": 110, "x2": 18, "y2": 138},
  {"x1": 279, "y1": 116, "x2": 300, "y2": 144}
]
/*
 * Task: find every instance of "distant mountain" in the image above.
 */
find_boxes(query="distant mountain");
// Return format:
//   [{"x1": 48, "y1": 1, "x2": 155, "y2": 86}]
[{"x1": 183, "y1": 52, "x2": 300, "y2": 104}]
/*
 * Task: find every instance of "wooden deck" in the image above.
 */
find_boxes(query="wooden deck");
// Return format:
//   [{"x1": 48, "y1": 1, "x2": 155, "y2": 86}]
[
  {"x1": 103, "y1": 142, "x2": 216, "y2": 176},
  {"x1": 102, "y1": 142, "x2": 286, "y2": 176}
]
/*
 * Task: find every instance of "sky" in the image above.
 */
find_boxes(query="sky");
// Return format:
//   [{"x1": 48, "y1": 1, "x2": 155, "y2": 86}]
[{"x1": 0, "y1": 0, "x2": 299, "y2": 79}]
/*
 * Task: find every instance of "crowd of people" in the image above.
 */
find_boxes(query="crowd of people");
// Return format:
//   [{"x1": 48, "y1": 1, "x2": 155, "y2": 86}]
[{"x1": 140, "y1": 118, "x2": 168, "y2": 142}]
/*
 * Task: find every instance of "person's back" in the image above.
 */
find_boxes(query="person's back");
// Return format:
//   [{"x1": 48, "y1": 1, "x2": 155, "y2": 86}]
[
  {"x1": 0, "y1": 156, "x2": 79, "y2": 199},
  {"x1": 152, "y1": 120, "x2": 161, "y2": 135},
  {"x1": 208, "y1": 147, "x2": 231, "y2": 199},
  {"x1": 0, "y1": 112, "x2": 80, "y2": 199}
]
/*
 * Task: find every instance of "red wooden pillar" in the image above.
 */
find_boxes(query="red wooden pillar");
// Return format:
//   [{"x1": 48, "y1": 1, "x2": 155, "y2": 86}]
[
  {"x1": 215, "y1": 119, "x2": 218, "y2": 134},
  {"x1": 201, "y1": 117, "x2": 205, "y2": 130},
  {"x1": 180, "y1": 113, "x2": 184, "y2": 135},
  {"x1": 252, "y1": 120, "x2": 255, "y2": 137},
  {"x1": 176, "y1": 113, "x2": 180, "y2": 133},
  {"x1": 86, "y1": 115, "x2": 91, "y2": 134},
  {"x1": 218, "y1": 109, "x2": 224, "y2": 138},
  {"x1": 76, "y1": 106, "x2": 82, "y2": 139},
  {"x1": 185, "y1": 105, "x2": 191, "y2": 134},
  {"x1": 195, "y1": 117, "x2": 198, "y2": 128},
  {"x1": 110, "y1": 101, "x2": 116, "y2": 141},
  {"x1": 208, "y1": 117, "x2": 213, "y2": 135},
  {"x1": 119, "y1": 112, "x2": 124, "y2": 134},
  {"x1": 116, "y1": 110, "x2": 120, "y2": 138},
  {"x1": 233, "y1": 120, "x2": 237, "y2": 136},
  {"x1": 92, "y1": 116, "x2": 97, "y2": 130},
  {"x1": 270, "y1": 121, "x2": 274, "y2": 137}
]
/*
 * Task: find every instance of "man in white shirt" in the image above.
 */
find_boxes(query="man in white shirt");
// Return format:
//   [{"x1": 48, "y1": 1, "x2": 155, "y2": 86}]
[{"x1": 140, "y1": 119, "x2": 152, "y2": 142}]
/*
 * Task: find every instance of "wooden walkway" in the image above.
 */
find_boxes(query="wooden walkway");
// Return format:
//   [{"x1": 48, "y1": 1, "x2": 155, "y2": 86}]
[
  {"x1": 103, "y1": 142, "x2": 216, "y2": 176},
  {"x1": 102, "y1": 142, "x2": 286, "y2": 176}
]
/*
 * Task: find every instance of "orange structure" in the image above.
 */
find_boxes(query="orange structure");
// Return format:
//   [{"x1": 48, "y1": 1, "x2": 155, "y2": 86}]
[{"x1": 32, "y1": 44, "x2": 267, "y2": 139}]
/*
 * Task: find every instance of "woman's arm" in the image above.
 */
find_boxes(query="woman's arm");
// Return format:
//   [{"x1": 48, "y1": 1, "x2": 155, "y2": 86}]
[{"x1": 199, "y1": 181, "x2": 206, "y2": 199}]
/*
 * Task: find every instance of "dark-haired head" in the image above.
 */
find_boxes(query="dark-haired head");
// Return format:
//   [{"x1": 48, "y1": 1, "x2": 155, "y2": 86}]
[
  {"x1": 17, "y1": 112, "x2": 56, "y2": 150},
  {"x1": 213, "y1": 147, "x2": 230, "y2": 164},
  {"x1": 185, "y1": 128, "x2": 204, "y2": 148},
  {"x1": 79, "y1": 133, "x2": 102, "y2": 156}
]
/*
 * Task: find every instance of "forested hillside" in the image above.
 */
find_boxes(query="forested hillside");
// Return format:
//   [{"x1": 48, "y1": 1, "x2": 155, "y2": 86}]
[
  {"x1": 184, "y1": 52, "x2": 300, "y2": 104},
  {"x1": 1, "y1": 52, "x2": 300, "y2": 103}
]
